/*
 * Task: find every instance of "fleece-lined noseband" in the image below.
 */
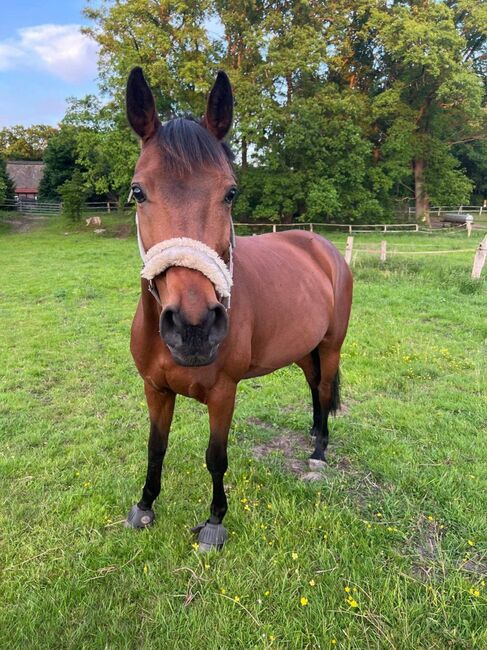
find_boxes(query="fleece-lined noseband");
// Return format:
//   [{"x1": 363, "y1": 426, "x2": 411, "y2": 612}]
[{"x1": 134, "y1": 209, "x2": 235, "y2": 311}]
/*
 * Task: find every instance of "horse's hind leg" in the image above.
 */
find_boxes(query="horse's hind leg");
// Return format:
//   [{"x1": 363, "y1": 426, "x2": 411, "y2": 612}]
[
  {"x1": 298, "y1": 346, "x2": 341, "y2": 463},
  {"x1": 310, "y1": 346, "x2": 341, "y2": 463},
  {"x1": 126, "y1": 383, "x2": 175, "y2": 528},
  {"x1": 296, "y1": 352, "x2": 321, "y2": 437}
]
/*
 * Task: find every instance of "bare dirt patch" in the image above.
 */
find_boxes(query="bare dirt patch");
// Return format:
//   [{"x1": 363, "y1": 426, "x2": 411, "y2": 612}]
[
  {"x1": 248, "y1": 416, "x2": 322, "y2": 480},
  {"x1": 114, "y1": 223, "x2": 132, "y2": 239},
  {"x1": 3, "y1": 215, "x2": 47, "y2": 233},
  {"x1": 459, "y1": 553, "x2": 487, "y2": 578},
  {"x1": 408, "y1": 515, "x2": 447, "y2": 581}
]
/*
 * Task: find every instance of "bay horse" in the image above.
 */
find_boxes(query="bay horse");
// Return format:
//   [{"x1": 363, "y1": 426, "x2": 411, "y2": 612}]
[{"x1": 125, "y1": 67, "x2": 353, "y2": 550}]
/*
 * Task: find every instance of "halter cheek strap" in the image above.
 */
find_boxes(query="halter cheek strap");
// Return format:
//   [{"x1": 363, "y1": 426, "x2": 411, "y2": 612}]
[{"x1": 133, "y1": 206, "x2": 235, "y2": 311}]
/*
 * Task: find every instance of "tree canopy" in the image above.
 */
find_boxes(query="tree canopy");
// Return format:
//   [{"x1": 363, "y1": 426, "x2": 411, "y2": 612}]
[
  {"x1": 0, "y1": 125, "x2": 58, "y2": 161},
  {"x1": 43, "y1": 0, "x2": 487, "y2": 222}
]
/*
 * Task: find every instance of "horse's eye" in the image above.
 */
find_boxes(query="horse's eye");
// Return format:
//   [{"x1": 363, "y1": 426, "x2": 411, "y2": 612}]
[
  {"x1": 224, "y1": 187, "x2": 237, "y2": 204},
  {"x1": 132, "y1": 184, "x2": 146, "y2": 203}
]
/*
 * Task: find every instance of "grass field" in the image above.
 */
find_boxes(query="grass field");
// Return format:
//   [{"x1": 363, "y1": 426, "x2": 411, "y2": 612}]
[{"x1": 0, "y1": 215, "x2": 486, "y2": 649}]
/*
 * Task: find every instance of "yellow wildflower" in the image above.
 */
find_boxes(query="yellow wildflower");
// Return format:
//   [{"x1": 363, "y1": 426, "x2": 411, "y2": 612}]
[
  {"x1": 309, "y1": 579, "x2": 316, "y2": 587},
  {"x1": 234, "y1": 596, "x2": 240, "y2": 602},
  {"x1": 264, "y1": 590, "x2": 270, "y2": 597},
  {"x1": 344, "y1": 586, "x2": 351, "y2": 593},
  {"x1": 292, "y1": 552, "x2": 298, "y2": 560},
  {"x1": 467, "y1": 539, "x2": 475, "y2": 547},
  {"x1": 220, "y1": 588, "x2": 226, "y2": 594},
  {"x1": 300, "y1": 596, "x2": 309, "y2": 606}
]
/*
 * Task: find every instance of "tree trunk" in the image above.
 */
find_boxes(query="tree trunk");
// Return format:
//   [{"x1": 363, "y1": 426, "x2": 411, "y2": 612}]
[
  {"x1": 241, "y1": 137, "x2": 248, "y2": 171},
  {"x1": 413, "y1": 158, "x2": 430, "y2": 227}
]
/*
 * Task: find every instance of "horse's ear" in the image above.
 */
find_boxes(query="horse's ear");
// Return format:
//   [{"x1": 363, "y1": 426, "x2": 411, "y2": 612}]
[
  {"x1": 202, "y1": 71, "x2": 233, "y2": 140},
  {"x1": 126, "y1": 67, "x2": 160, "y2": 141}
]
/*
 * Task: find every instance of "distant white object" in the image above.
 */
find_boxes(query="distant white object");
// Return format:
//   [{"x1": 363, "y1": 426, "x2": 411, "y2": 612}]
[{"x1": 94, "y1": 228, "x2": 106, "y2": 234}]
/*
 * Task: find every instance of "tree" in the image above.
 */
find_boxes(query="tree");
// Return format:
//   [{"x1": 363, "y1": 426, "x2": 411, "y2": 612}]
[
  {"x1": 0, "y1": 125, "x2": 57, "y2": 161},
  {"x1": 38, "y1": 128, "x2": 78, "y2": 201},
  {"x1": 453, "y1": 140, "x2": 487, "y2": 204},
  {"x1": 367, "y1": 1, "x2": 485, "y2": 223},
  {"x1": 59, "y1": 170, "x2": 87, "y2": 221},
  {"x1": 62, "y1": 95, "x2": 139, "y2": 203},
  {"x1": 0, "y1": 157, "x2": 15, "y2": 206},
  {"x1": 83, "y1": 0, "x2": 218, "y2": 116}
]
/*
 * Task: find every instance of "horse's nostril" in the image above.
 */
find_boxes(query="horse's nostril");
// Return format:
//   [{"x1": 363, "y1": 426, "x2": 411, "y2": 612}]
[
  {"x1": 208, "y1": 304, "x2": 228, "y2": 344},
  {"x1": 160, "y1": 307, "x2": 183, "y2": 344}
]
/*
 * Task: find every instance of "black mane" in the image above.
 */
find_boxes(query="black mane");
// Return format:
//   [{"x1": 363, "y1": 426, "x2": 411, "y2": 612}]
[{"x1": 156, "y1": 117, "x2": 234, "y2": 175}]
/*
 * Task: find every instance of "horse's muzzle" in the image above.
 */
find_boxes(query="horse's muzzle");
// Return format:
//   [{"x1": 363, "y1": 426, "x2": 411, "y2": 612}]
[{"x1": 159, "y1": 303, "x2": 228, "y2": 366}]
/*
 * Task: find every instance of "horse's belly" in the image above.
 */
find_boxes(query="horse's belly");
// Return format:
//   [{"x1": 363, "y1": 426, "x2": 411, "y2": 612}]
[{"x1": 247, "y1": 294, "x2": 331, "y2": 375}]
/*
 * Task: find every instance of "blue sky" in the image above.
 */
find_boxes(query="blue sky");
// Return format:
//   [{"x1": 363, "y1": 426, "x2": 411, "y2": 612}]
[{"x1": 0, "y1": 0, "x2": 99, "y2": 127}]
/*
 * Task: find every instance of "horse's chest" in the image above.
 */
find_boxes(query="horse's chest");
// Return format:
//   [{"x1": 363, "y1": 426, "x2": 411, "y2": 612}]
[{"x1": 149, "y1": 365, "x2": 213, "y2": 404}]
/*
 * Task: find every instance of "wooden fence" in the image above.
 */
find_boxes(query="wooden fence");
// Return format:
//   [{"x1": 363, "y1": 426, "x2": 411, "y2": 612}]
[{"x1": 343, "y1": 235, "x2": 487, "y2": 279}]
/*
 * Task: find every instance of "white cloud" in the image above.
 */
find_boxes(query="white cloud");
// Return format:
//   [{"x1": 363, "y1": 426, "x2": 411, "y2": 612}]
[{"x1": 0, "y1": 24, "x2": 98, "y2": 83}]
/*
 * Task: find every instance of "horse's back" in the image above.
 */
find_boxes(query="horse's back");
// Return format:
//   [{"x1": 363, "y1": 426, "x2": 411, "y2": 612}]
[{"x1": 235, "y1": 229, "x2": 351, "y2": 306}]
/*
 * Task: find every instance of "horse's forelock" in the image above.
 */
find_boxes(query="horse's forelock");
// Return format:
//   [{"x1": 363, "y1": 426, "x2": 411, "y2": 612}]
[{"x1": 156, "y1": 118, "x2": 234, "y2": 176}]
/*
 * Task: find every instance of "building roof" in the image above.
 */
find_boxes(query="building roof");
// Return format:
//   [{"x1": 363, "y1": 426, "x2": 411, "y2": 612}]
[{"x1": 6, "y1": 160, "x2": 45, "y2": 192}]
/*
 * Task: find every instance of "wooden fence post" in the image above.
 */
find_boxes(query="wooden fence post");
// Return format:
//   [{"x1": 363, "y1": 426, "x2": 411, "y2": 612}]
[
  {"x1": 348, "y1": 225, "x2": 352, "y2": 234},
  {"x1": 471, "y1": 235, "x2": 487, "y2": 279},
  {"x1": 380, "y1": 240, "x2": 387, "y2": 262},
  {"x1": 415, "y1": 224, "x2": 419, "y2": 232},
  {"x1": 309, "y1": 223, "x2": 314, "y2": 232},
  {"x1": 272, "y1": 224, "x2": 277, "y2": 233},
  {"x1": 466, "y1": 221, "x2": 472, "y2": 238},
  {"x1": 344, "y1": 236, "x2": 354, "y2": 265}
]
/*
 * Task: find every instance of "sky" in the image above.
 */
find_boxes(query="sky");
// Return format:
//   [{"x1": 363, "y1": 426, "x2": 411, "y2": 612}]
[{"x1": 0, "y1": 0, "x2": 100, "y2": 127}]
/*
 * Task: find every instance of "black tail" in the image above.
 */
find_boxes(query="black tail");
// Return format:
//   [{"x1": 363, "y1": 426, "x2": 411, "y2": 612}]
[{"x1": 330, "y1": 368, "x2": 341, "y2": 416}]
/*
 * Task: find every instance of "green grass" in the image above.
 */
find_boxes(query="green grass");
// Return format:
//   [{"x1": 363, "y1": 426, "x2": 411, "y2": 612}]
[{"x1": 0, "y1": 218, "x2": 486, "y2": 650}]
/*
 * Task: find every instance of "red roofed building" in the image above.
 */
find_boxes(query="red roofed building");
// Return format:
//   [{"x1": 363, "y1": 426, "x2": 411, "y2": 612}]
[{"x1": 6, "y1": 160, "x2": 45, "y2": 200}]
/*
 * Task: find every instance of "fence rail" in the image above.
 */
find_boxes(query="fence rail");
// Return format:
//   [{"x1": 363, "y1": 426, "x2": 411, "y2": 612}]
[
  {"x1": 408, "y1": 205, "x2": 486, "y2": 220},
  {"x1": 2, "y1": 200, "x2": 487, "y2": 236},
  {"x1": 343, "y1": 234, "x2": 487, "y2": 279}
]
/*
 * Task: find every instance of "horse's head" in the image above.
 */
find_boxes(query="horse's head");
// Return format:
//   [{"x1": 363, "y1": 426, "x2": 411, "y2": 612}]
[{"x1": 127, "y1": 67, "x2": 236, "y2": 367}]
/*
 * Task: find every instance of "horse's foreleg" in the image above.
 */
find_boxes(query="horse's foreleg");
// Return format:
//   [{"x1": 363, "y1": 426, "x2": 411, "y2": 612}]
[
  {"x1": 193, "y1": 381, "x2": 236, "y2": 551},
  {"x1": 126, "y1": 383, "x2": 175, "y2": 528}
]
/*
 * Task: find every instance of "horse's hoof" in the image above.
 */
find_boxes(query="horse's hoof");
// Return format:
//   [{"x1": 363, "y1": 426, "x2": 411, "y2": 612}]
[
  {"x1": 125, "y1": 504, "x2": 155, "y2": 529},
  {"x1": 191, "y1": 521, "x2": 228, "y2": 551},
  {"x1": 309, "y1": 457, "x2": 326, "y2": 469}
]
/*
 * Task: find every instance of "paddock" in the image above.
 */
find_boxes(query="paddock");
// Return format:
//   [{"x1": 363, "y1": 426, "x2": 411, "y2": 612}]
[{"x1": 1, "y1": 216, "x2": 486, "y2": 649}]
